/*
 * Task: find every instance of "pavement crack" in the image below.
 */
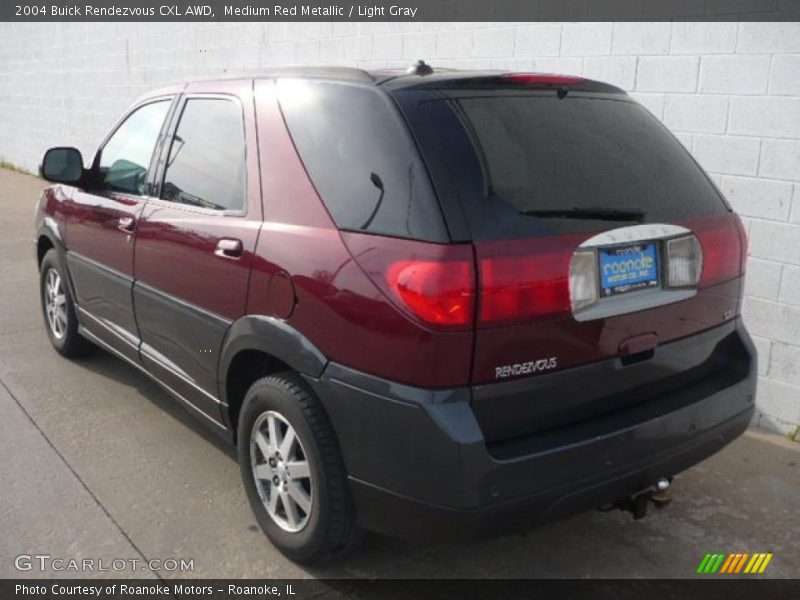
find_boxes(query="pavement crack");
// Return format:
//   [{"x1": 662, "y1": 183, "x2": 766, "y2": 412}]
[{"x1": 0, "y1": 376, "x2": 169, "y2": 585}]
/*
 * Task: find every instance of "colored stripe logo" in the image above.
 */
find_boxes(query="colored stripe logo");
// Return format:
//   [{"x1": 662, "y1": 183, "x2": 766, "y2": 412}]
[{"x1": 697, "y1": 552, "x2": 773, "y2": 574}]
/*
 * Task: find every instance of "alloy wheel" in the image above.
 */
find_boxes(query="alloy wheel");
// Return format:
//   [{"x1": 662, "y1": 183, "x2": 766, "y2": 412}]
[
  {"x1": 44, "y1": 268, "x2": 67, "y2": 340},
  {"x1": 250, "y1": 410, "x2": 313, "y2": 532}
]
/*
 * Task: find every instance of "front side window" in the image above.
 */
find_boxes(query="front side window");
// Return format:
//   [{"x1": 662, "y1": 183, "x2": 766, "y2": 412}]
[
  {"x1": 161, "y1": 98, "x2": 246, "y2": 212},
  {"x1": 99, "y1": 100, "x2": 171, "y2": 195}
]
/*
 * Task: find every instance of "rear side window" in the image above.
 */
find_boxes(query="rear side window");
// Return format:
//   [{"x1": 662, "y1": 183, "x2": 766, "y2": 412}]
[
  {"x1": 161, "y1": 98, "x2": 246, "y2": 212},
  {"x1": 394, "y1": 90, "x2": 728, "y2": 241},
  {"x1": 277, "y1": 80, "x2": 447, "y2": 242},
  {"x1": 99, "y1": 100, "x2": 170, "y2": 195}
]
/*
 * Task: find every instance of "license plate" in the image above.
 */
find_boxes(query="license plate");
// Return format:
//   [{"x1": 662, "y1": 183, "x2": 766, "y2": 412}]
[{"x1": 599, "y1": 243, "x2": 659, "y2": 297}]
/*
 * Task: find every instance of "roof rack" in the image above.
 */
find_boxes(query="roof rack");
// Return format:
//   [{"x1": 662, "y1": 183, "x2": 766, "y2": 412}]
[{"x1": 261, "y1": 66, "x2": 375, "y2": 83}]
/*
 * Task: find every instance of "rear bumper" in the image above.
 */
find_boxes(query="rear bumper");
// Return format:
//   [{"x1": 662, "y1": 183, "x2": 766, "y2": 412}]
[
  {"x1": 350, "y1": 407, "x2": 751, "y2": 540},
  {"x1": 307, "y1": 318, "x2": 756, "y2": 540}
]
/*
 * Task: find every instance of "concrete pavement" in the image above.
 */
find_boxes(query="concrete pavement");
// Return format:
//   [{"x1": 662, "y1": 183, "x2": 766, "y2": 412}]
[{"x1": 1, "y1": 168, "x2": 798, "y2": 580}]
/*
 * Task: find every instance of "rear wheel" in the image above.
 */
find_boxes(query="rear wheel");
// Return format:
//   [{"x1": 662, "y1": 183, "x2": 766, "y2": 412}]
[
  {"x1": 39, "y1": 249, "x2": 92, "y2": 357},
  {"x1": 251, "y1": 410, "x2": 313, "y2": 533},
  {"x1": 237, "y1": 372, "x2": 361, "y2": 564}
]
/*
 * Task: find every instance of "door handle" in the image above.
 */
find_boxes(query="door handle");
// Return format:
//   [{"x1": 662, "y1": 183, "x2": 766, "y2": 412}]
[
  {"x1": 215, "y1": 238, "x2": 243, "y2": 258},
  {"x1": 117, "y1": 216, "x2": 136, "y2": 232}
]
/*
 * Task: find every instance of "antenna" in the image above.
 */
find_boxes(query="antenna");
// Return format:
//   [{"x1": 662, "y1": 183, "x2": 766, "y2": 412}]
[{"x1": 407, "y1": 60, "x2": 434, "y2": 76}]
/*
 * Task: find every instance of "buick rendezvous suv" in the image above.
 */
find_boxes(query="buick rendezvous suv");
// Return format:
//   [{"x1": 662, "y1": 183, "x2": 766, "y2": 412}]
[{"x1": 35, "y1": 65, "x2": 756, "y2": 563}]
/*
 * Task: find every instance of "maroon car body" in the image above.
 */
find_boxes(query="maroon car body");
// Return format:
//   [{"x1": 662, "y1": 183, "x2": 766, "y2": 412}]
[{"x1": 35, "y1": 67, "x2": 756, "y2": 552}]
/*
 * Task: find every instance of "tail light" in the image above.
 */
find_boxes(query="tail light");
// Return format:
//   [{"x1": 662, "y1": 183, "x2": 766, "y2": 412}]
[
  {"x1": 501, "y1": 73, "x2": 584, "y2": 86},
  {"x1": 477, "y1": 215, "x2": 746, "y2": 328},
  {"x1": 691, "y1": 213, "x2": 747, "y2": 288},
  {"x1": 346, "y1": 214, "x2": 746, "y2": 331},
  {"x1": 386, "y1": 260, "x2": 474, "y2": 327},
  {"x1": 569, "y1": 251, "x2": 598, "y2": 312},
  {"x1": 666, "y1": 235, "x2": 703, "y2": 288},
  {"x1": 477, "y1": 236, "x2": 582, "y2": 327},
  {"x1": 340, "y1": 232, "x2": 476, "y2": 330}
]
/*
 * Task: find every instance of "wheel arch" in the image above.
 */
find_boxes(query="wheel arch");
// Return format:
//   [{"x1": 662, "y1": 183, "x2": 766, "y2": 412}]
[
  {"x1": 218, "y1": 315, "x2": 328, "y2": 437},
  {"x1": 36, "y1": 224, "x2": 80, "y2": 302},
  {"x1": 36, "y1": 214, "x2": 66, "y2": 261},
  {"x1": 37, "y1": 234, "x2": 55, "y2": 267}
]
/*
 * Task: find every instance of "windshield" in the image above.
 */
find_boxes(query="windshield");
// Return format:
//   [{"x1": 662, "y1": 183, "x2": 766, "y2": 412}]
[{"x1": 393, "y1": 89, "x2": 729, "y2": 241}]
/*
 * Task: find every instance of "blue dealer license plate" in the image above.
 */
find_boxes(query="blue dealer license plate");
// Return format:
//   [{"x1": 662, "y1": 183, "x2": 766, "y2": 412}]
[{"x1": 599, "y1": 243, "x2": 659, "y2": 297}]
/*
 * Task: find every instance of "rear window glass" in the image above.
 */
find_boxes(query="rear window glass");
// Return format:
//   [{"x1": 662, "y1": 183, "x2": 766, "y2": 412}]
[
  {"x1": 278, "y1": 80, "x2": 447, "y2": 242},
  {"x1": 393, "y1": 90, "x2": 728, "y2": 241}
]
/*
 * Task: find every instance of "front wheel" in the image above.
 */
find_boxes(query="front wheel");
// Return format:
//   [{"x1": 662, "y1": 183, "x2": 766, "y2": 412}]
[
  {"x1": 237, "y1": 373, "x2": 361, "y2": 564},
  {"x1": 39, "y1": 249, "x2": 93, "y2": 357}
]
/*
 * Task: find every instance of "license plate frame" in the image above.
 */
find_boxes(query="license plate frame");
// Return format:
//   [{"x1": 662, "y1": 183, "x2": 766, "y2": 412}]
[{"x1": 598, "y1": 242, "x2": 660, "y2": 297}]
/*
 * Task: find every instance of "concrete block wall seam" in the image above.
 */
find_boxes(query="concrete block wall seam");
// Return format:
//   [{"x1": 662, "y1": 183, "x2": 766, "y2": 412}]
[{"x1": 0, "y1": 21, "x2": 798, "y2": 435}]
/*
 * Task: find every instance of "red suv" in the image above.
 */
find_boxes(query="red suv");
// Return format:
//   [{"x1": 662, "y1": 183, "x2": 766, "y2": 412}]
[{"x1": 36, "y1": 66, "x2": 756, "y2": 563}]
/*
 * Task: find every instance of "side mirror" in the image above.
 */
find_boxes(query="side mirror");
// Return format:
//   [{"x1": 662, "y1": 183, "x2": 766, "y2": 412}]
[{"x1": 40, "y1": 147, "x2": 84, "y2": 185}]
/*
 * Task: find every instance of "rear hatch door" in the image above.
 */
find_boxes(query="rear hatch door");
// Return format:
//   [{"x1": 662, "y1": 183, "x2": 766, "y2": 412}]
[{"x1": 393, "y1": 80, "x2": 747, "y2": 441}]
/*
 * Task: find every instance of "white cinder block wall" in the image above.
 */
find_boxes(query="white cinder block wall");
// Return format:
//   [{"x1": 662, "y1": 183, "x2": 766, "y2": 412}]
[{"x1": 1, "y1": 21, "x2": 799, "y2": 435}]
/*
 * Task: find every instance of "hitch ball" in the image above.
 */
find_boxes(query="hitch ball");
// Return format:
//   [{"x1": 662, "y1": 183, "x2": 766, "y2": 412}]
[{"x1": 656, "y1": 478, "x2": 670, "y2": 492}]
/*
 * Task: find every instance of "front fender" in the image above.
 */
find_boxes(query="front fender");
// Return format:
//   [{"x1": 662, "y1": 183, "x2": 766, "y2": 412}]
[
  {"x1": 35, "y1": 218, "x2": 79, "y2": 303},
  {"x1": 36, "y1": 217, "x2": 64, "y2": 253}
]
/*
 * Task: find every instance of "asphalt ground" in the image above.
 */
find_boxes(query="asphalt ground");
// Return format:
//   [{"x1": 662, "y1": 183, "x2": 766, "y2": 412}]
[{"x1": 1, "y1": 168, "x2": 798, "y2": 581}]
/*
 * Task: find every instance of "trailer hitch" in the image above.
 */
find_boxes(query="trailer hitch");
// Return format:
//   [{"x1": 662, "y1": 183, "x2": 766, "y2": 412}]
[{"x1": 600, "y1": 477, "x2": 672, "y2": 520}]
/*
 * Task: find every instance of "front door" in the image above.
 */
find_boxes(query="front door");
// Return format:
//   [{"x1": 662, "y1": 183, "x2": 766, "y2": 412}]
[
  {"x1": 65, "y1": 98, "x2": 174, "y2": 362},
  {"x1": 133, "y1": 81, "x2": 262, "y2": 429}
]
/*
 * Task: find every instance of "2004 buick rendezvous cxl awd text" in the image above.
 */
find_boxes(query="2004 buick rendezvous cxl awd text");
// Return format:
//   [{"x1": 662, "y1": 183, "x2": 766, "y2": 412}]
[{"x1": 35, "y1": 64, "x2": 756, "y2": 563}]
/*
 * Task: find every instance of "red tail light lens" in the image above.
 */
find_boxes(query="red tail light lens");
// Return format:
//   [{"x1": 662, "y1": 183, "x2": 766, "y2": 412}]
[
  {"x1": 387, "y1": 260, "x2": 474, "y2": 327},
  {"x1": 340, "y1": 232, "x2": 476, "y2": 330},
  {"x1": 691, "y1": 213, "x2": 747, "y2": 287},
  {"x1": 477, "y1": 236, "x2": 580, "y2": 326}
]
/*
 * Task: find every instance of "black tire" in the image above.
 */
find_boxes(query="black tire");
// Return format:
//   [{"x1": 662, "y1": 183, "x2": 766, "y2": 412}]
[
  {"x1": 237, "y1": 372, "x2": 361, "y2": 564},
  {"x1": 39, "y1": 249, "x2": 93, "y2": 358}
]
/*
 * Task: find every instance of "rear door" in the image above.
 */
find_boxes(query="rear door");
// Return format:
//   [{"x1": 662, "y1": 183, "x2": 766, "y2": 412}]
[
  {"x1": 132, "y1": 80, "x2": 261, "y2": 428},
  {"x1": 65, "y1": 97, "x2": 174, "y2": 362}
]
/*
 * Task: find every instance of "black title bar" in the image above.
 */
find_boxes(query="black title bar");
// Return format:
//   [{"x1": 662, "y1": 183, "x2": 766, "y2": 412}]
[
  {"x1": 4, "y1": 0, "x2": 800, "y2": 22},
  {"x1": 4, "y1": 579, "x2": 800, "y2": 600}
]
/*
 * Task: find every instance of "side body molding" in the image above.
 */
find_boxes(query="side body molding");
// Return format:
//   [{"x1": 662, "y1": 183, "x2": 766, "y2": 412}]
[{"x1": 218, "y1": 315, "x2": 328, "y2": 403}]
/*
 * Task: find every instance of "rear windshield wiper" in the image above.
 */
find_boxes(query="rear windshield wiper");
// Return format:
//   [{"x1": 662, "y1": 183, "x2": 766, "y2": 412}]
[{"x1": 520, "y1": 206, "x2": 646, "y2": 221}]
